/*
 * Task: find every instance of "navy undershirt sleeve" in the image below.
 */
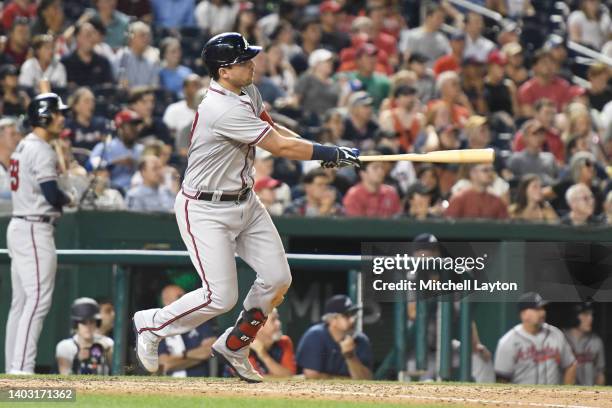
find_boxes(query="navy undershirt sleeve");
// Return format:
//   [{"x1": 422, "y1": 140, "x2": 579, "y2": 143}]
[{"x1": 40, "y1": 180, "x2": 70, "y2": 208}]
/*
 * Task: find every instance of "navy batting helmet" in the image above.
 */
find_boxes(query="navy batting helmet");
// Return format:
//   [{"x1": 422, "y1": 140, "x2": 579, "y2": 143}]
[
  {"x1": 71, "y1": 297, "x2": 101, "y2": 326},
  {"x1": 27, "y1": 92, "x2": 69, "y2": 128},
  {"x1": 201, "y1": 32, "x2": 261, "y2": 77}
]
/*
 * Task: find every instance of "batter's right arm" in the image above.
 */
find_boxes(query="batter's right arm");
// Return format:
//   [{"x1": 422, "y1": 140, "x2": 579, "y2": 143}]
[
  {"x1": 257, "y1": 128, "x2": 319, "y2": 160},
  {"x1": 274, "y1": 124, "x2": 302, "y2": 139},
  {"x1": 257, "y1": 128, "x2": 359, "y2": 167}
]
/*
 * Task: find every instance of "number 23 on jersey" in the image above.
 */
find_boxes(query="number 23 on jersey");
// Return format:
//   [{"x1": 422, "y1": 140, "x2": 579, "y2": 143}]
[{"x1": 9, "y1": 159, "x2": 19, "y2": 191}]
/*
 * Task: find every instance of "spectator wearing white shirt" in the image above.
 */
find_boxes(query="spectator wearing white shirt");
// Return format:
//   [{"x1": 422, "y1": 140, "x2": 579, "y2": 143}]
[
  {"x1": 503, "y1": 0, "x2": 535, "y2": 18},
  {"x1": 163, "y1": 74, "x2": 203, "y2": 145},
  {"x1": 18, "y1": 34, "x2": 67, "y2": 90},
  {"x1": 80, "y1": 167, "x2": 126, "y2": 211},
  {"x1": 463, "y1": 12, "x2": 496, "y2": 63},
  {"x1": 195, "y1": 0, "x2": 238, "y2": 36},
  {"x1": 568, "y1": 0, "x2": 611, "y2": 51}
]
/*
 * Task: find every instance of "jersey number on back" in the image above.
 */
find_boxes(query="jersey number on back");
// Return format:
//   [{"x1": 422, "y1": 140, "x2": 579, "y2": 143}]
[{"x1": 9, "y1": 159, "x2": 19, "y2": 191}]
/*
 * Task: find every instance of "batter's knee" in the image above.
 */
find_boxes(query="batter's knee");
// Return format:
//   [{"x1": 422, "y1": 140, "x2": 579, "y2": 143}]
[
  {"x1": 214, "y1": 287, "x2": 239, "y2": 313},
  {"x1": 268, "y1": 270, "x2": 292, "y2": 308},
  {"x1": 268, "y1": 269, "x2": 292, "y2": 292}
]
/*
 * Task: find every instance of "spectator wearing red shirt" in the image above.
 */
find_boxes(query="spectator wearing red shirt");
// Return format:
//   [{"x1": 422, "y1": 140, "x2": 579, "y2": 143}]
[
  {"x1": 249, "y1": 308, "x2": 296, "y2": 377},
  {"x1": 338, "y1": 33, "x2": 392, "y2": 75},
  {"x1": 367, "y1": 2, "x2": 401, "y2": 39},
  {"x1": 4, "y1": 17, "x2": 31, "y2": 67},
  {"x1": 445, "y1": 164, "x2": 509, "y2": 219},
  {"x1": 353, "y1": 13, "x2": 398, "y2": 68},
  {"x1": 433, "y1": 32, "x2": 465, "y2": 77},
  {"x1": 2, "y1": 0, "x2": 37, "y2": 32},
  {"x1": 518, "y1": 49, "x2": 573, "y2": 117},
  {"x1": 427, "y1": 71, "x2": 472, "y2": 126},
  {"x1": 512, "y1": 98, "x2": 564, "y2": 163},
  {"x1": 343, "y1": 159, "x2": 401, "y2": 218}
]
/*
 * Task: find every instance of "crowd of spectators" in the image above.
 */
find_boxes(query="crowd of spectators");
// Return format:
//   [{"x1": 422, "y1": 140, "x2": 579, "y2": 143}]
[{"x1": 0, "y1": 0, "x2": 610, "y2": 226}]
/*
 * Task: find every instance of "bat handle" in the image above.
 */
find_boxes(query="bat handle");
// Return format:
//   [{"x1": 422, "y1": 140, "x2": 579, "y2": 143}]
[{"x1": 39, "y1": 78, "x2": 51, "y2": 94}]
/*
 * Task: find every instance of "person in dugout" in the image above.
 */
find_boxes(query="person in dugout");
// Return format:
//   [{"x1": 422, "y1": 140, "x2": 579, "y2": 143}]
[
  {"x1": 296, "y1": 295, "x2": 373, "y2": 379},
  {"x1": 55, "y1": 297, "x2": 113, "y2": 375}
]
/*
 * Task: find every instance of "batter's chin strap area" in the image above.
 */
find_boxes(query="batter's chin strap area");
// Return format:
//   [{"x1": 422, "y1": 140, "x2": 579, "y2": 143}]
[{"x1": 226, "y1": 308, "x2": 267, "y2": 351}]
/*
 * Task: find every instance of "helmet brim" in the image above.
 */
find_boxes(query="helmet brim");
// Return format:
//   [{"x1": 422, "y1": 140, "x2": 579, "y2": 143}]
[
  {"x1": 234, "y1": 45, "x2": 262, "y2": 64},
  {"x1": 72, "y1": 314, "x2": 102, "y2": 325}
]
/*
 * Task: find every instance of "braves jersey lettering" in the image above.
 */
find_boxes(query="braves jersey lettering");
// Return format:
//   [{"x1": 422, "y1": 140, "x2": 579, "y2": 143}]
[
  {"x1": 10, "y1": 133, "x2": 61, "y2": 217},
  {"x1": 9, "y1": 159, "x2": 19, "y2": 191},
  {"x1": 494, "y1": 323, "x2": 575, "y2": 385},
  {"x1": 515, "y1": 345, "x2": 561, "y2": 364}
]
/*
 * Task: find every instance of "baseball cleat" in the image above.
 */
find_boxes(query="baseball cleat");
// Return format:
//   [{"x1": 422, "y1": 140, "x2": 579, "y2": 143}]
[
  {"x1": 212, "y1": 327, "x2": 263, "y2": 383},
  {"x1": 132, "y1": 310, "x2": 161, "y2": 373},
  {"x1": 6, "y1": 370, "x2": 33, "y2": 375}
]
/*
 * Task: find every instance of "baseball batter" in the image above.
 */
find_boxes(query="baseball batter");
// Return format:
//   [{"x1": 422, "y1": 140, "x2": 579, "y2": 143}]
[
  {"x1": 563, "y1": 303, "x2": 605, "y2": 385},
  {"x1": 494, "y1": 292, "x2": 576, "y2": 385},
  {"x1": 5, "y1": 93, "x2": 74, "y2": 374},
  {"x1": 133, "y1": 32, "x2": 360, "y2": 383}
]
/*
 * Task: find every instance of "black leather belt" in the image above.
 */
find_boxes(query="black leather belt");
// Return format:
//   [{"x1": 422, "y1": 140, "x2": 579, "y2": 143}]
[
  {"x1": 188, "y1": 189, "x2": 251, "y2": 202},
  {"x1": 15, "y1": 215, "x2": 56, "y2": 224}
]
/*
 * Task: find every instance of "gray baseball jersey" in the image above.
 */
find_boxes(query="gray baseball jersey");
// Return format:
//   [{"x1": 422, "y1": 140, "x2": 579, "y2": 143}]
[
  {"x1": 10, "y1": 133, "x2": 61, "y2": 217},
  {"x1": 494, "y1": 323, "x2": 576, "y2": 384},
  {"x1": 182, "y1": 79, "x2": 272, "y2": 193},
  {"x1": 563, "y1": 330, "x2": 605, "y2": 386}
]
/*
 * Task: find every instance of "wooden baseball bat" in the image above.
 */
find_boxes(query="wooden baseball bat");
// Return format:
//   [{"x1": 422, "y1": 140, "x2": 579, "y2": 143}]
[
  {"x1": 39, "y1": 78, "x2": 51, "y2": 93},
  {"x1": 359, "y1": 148, "x2": 495, "y2": 164},
  {"x1": 39, "y1": 79, "x2": 69, "y2": 172}
]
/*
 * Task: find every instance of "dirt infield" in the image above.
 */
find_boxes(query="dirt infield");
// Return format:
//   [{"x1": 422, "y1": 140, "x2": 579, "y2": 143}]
[{"x1": 1, "y1": 376, "x2": 611, "y2": 407}]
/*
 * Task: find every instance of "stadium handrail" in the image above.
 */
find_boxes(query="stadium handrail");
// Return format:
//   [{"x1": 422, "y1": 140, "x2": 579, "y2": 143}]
[
  {"x1": 447, "y1": 0, "x2": 612, "y2": 68},
  {"x1": 446, "y1": 0, "x2": 517, "y2": 31},
  {"x1": 567, "y1": 40, "x2": 612, "y2": 68}
]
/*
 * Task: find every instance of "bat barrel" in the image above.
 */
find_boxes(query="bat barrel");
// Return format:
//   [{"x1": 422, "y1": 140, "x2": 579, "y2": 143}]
[{"x1": 359, "y1": 149, "x2": 495, "y2": 164}]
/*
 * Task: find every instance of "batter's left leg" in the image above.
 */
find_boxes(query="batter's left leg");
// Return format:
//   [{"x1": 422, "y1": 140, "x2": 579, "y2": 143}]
[
  {"x1": 210, "y1": 197, "x2": 291, "y2": 383},
  {"x1": 236, "y1": 199, "x2": 292, "y2": 315}
]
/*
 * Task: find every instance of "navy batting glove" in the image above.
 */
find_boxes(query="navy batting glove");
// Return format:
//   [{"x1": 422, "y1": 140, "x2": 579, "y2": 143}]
[
  {"x1": 320, "y1": 147, "x2": 360, "y2": 168},
  {"x1": 337, "y1": 147, "x2": 361, "y2": 168}
]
